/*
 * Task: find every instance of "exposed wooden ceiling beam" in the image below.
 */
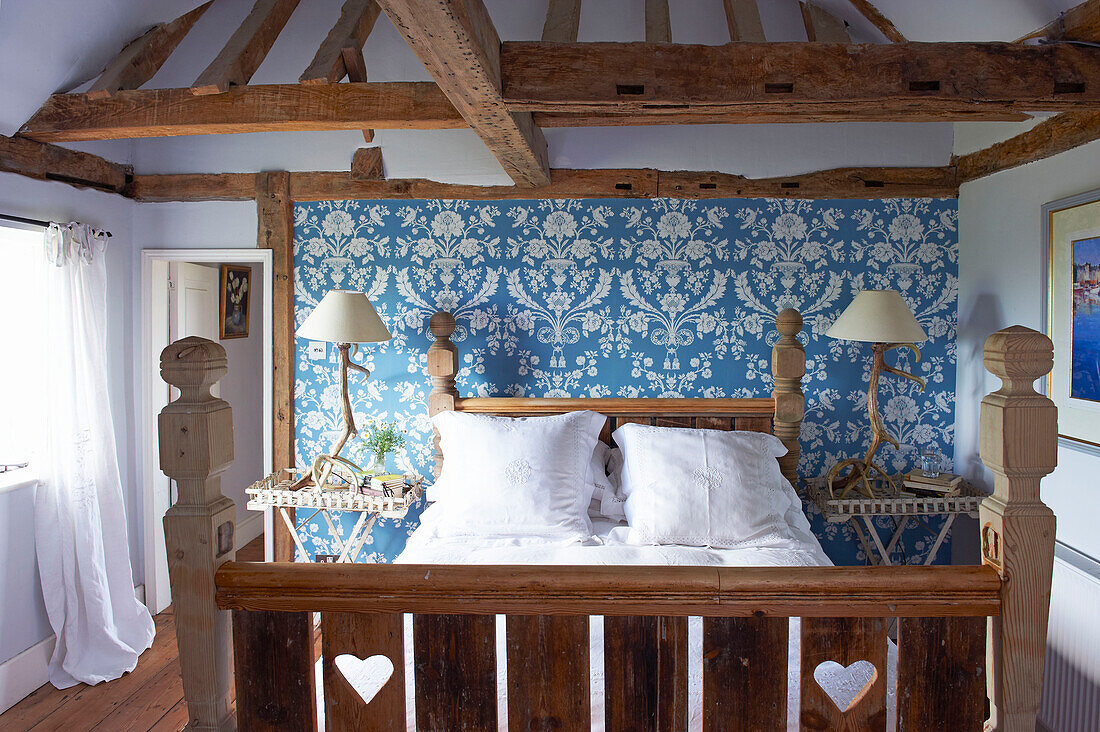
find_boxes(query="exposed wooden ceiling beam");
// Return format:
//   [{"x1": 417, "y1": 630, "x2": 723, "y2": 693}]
[
  {"x1": 300, "y1": 0, "x2": 381, "y2": 84},
  {"x1": 18, "y1": 83, "x2": 463, "y2": 142},
  {"x1": 351, "y1": 147, "x2": 385, "y2": 179},
  {"x1": 723, "y1": 0, "x2": 765, "y2": 42},
  {"x1": 954, "y1": 111, "x2": 1100, "y2": 182},
  {"x1": 845, "y1": 0, "x2": 905, "y2": 42},
  {"x1": 126, "y1": 172, "x2": 255, "y2": 201},
  {"x1": 501, "y1": 41, "x2": 1100, "y2": 119},
  {"x1": 126, "y1": 165, "x2": 957, "y2": 202},
  {"x1": 801, "y1": 2, "x2": 850, "y2": 43},
  {"x1": 192, "y1": 0, "x2": 301, "y2": 94},
  {"x1": 531, "y1": 109, "x2": 1031, "y2": 125},
  {"x1": 658, "y1": 166, "x2": 955, "y2": 198},
  {"x1": 374, "y1": 0, "x2": 550, "y2": 187},
  {"x1": 30, "y1": 40, "x2": 1099, "y2": 142},
  {"x1": 88, "y1": 1, "x2": 213, "y2": 99},
  {"x1": 645, "y1": 0, "x2": 671, "y2": 43},
  {"x1": 542, "y1": 0, "x2": 582, "y2": 42},
  {"x1": 0, "y1": 134, "x2": 131, "y2": 193},
  {"x1": 1018, "y1": 0, "x2": 1100, "y2": 42}
]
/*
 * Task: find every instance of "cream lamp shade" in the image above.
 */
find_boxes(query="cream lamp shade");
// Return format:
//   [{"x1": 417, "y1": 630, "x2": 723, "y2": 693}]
[
  {"x1": 826, "y1": 289, "x2": 927, "y2": 343},
  {"x1": 297, "y1": 290, "x2": 392, "y2": 343}
]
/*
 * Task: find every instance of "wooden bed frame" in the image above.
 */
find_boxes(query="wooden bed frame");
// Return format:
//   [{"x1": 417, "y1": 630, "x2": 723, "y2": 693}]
[{"x1": 157, "y1": 310, "x2": 1057, "y2": 732}]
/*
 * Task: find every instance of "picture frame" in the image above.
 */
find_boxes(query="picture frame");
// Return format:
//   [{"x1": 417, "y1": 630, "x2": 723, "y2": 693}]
[
  {"x1": 219, "y1": 264, "x2": 251, "y2": 340},
  {"x1": 1043, "y1": 190, "x2": 1100, "y2": 448}
]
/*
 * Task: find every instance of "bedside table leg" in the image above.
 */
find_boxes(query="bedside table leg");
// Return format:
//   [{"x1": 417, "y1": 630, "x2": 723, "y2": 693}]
[
  {"x1": 921, "y1": 514, "x2": 955, "y2": 566},
  {"x1": 861, "y1": 516, "x2": 893, "y2": 565},
  {"x1": 885, "y1": 516, "x2": 910, "y2": 558},
  {"x1": 851, "y1": 517, "x2": 882, "y2": 565}
]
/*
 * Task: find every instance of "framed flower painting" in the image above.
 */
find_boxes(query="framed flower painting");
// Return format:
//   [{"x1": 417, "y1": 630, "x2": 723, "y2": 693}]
[
  {"x1": 219, "y1": 264, "x2": 251, "y2": 339},
  {"x1": 1044, "y1": 190, "x2": 1100, "y2": 448}
]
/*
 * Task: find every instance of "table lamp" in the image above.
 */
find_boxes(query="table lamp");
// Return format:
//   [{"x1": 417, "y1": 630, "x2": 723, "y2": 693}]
[
  {"x1": 296, "y1": 290, "x2": 391, "y2": 488},
  {"x1": 825, "y1": 290, "x2": 927, "y2": 498}
]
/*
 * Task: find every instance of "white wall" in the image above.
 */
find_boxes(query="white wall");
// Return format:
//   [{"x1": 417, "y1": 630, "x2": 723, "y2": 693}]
[
  {"x1": 0, "y1": 169, "x2": 137, "y2": 668},
  {"x1": 217, "y1": 264, "x2": 266, "y2": 531},
  {"x1": 956, "y1": 126, "x2": 1100, "y2": 560}
]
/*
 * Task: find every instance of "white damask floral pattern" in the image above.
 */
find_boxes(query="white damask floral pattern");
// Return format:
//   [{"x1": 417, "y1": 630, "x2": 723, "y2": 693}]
[{"x1": 293, "y1": 197, "x2": 959, "y2": 565}]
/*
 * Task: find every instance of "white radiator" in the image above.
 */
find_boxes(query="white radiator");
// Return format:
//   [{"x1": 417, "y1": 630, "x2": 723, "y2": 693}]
[{"x1": 1039, "y1": 543, "x2": 1100, "y2": 732}]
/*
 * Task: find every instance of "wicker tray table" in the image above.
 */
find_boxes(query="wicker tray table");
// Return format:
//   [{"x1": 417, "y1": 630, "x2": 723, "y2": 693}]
[
  {"x1": 804, "y1": 475, "x2": 983, "y2": 566},
  {"x1": 246, "y1": 469, "x2": 422, "y2": 563}
]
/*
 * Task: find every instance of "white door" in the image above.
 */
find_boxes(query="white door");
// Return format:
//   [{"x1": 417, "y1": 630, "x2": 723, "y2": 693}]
[{"x1": 151, "y1": 262, "x2": 222, "y2": 612}]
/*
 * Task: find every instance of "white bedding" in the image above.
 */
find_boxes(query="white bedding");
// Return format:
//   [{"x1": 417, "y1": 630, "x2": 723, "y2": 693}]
[{"x1": 316, "y1": 510, "x2": 897, "y2": 730}]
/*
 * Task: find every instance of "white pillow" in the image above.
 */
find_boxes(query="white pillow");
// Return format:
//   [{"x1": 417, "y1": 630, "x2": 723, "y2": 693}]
[
  {"x1": 613, "y1": 423, "x2": 797, "y2": 548},
  {"x1": 429, "y1": 410, "x2": 606, "y2": 538}
]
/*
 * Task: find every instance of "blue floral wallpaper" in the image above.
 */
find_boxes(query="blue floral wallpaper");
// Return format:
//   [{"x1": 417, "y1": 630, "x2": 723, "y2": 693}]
[{"x1": 292, "y1": 197, "x2": 959, "y2": 566}]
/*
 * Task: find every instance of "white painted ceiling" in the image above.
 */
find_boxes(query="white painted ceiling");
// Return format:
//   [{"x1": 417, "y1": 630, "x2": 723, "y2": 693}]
[{"x1": 0, "y1": 0, "x2": 1086, "y2": 183}]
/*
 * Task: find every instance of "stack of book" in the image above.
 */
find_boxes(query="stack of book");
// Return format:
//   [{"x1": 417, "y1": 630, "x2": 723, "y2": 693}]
[
  {"x1": 371, "y1": 473, "x2": 407, "y2": 497},
  {"x1": 903, "y1": 470, "x2": 963, "y2": 496}
]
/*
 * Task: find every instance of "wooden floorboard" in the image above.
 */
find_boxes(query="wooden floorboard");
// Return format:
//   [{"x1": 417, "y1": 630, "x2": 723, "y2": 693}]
[{"x1": 1, "y1": 534, "x2": 265, "y2": 732}]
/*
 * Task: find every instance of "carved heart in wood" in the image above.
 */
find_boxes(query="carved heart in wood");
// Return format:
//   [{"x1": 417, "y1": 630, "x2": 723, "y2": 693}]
[
  {"x1": 813, "y1": 660, "x2": 877, "y2": 712},
  {"x1": 335, "y1": 653, "x2": 394, "y2": 705}
]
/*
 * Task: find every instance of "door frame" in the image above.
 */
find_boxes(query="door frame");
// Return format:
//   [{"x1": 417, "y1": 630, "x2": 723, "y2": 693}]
[{"x1": 139, "y1": 248, "x2": 274, "y2": 614}]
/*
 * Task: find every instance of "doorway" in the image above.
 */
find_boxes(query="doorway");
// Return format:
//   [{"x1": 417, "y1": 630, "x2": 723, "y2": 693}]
[{"x1": 140, "y1": 249, "x2": 273, "y2": 614}]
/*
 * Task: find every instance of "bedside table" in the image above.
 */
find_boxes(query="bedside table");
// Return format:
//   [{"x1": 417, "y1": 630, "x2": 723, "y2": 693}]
[
  {"x1": 804, "y1": 475, "x2": 983, "y2": 566},
  {"x1": 246, "y1": 469, "x2": 423, "y2": 563}
]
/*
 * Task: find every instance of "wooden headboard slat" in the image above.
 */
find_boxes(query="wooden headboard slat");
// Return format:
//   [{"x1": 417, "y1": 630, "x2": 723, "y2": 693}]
[{"x1": 453, "y1": 396, "x2": 774, "y2": 417}]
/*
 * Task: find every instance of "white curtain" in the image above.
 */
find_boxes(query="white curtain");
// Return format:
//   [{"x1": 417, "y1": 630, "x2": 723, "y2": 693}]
[{"x1": 34, "y1": 223, "x2": 154, "y2": 688}]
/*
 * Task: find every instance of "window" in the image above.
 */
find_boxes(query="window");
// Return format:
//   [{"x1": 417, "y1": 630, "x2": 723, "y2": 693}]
[{"x1": 0, "y1": 224, "x2": 46, "y2": 477}]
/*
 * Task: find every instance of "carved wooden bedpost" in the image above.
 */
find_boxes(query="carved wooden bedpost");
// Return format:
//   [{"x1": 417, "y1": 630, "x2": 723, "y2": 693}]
[
  {"x1": 772, "y1": 308, "x2": 806, "y2": 486},
  {"x1": 159, "y1": 337, "x2": 236, "y2": 732},
  {"x1": 978, "y1": 326, "x2": 1058, "y2": 732},
  {"x1": 427, "y1": 311, "x2": 459, "y2": 478}
]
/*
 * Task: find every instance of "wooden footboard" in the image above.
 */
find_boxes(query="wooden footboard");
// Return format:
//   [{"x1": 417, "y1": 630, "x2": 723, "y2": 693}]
[
  {"x1": 215, "y1": 562, "x2": 999, "y2": 730},
  {"x1": 157, "y1": 323, "x2": 1059, "y2": 731}
]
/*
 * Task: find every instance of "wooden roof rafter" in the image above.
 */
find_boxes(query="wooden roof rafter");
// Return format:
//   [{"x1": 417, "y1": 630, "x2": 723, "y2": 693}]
[
  {"x1": 801, "y1": 2, "x2": 850, "y2": 43},
  {"x1": 87, "y1": 0, "x2": 214, "y2": 99},
  {"x1": 845, "y1": 0, "x2": 906, "y2": 43},
  {"x1": 723, "y1": 0, "x2": 765, "y2": 42},
  {"x1": 373, "y1": 0, "x2": 550, "y2": 187},
  {"x1": 1018, "y1": 0, "x2": 1100, "y2": 43},
  {"x1": 542, "y1": 0, "x2": 583, "y2": 42},
  {"x1": 192, "y1": 0, "x2": 302, "y2": 94},
  {"x1": 299, "y1": 0, "x2": 382, "y2": 84}
]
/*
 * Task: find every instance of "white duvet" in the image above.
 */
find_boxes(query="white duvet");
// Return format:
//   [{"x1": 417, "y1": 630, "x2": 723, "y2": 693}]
[{"x1": 317, "y1": 510, "x2": 898, "y2": 730}]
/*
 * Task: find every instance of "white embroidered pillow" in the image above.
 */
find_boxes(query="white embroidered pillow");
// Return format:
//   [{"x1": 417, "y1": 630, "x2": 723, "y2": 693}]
[
  {"x1": 430, "y1": 410, "x2": 606, "y2": 538},
  {"x1": 613, "y1": 423, "x2": 797, "y2": 548}
]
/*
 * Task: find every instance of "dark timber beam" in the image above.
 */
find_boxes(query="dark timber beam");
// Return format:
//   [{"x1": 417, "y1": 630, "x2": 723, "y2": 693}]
[
  {"x1": 0, "y1": 134, "x2": 131, "y2": 193},
  {"x1": 350, "y1": 147, "x2": 385, "y2": 180},
  {"x1": 1018, "y1": 0, "x2": 1100, "y2": 43},
  {"x1": 126, "y1": 166, "x2": 958, "y2": 202},
  {"x1": 801, "y1": 2, "x2": 850, "y2": 43},
  {"x1": 723, "y1": 0, "x2": 765, "y2": 42},
  {"x1": 299, "y1": 0, "x2": 382, "y2": 84},
  {"x1": 375, "y1": 0, "x2": 550, "y2": 187},
  {"x1": 18, "y1": 83, "x2": 464, "y2": 142},
  {"x1": 501, "y1": 41, "x2": 1100, "y2": 120},
  {"x1": 542, "y1": 0, "x2": 582, "y2": 42},
  {"x1": 845, "y1": 0, "x2": 905, "y2": 43},
  {"x1": 192, "y1": 0, "x2": 301, "y2": 94},
  {"x1": 954, "y1": 111, "x2": 1100, "y2": 182},
  {"x1": 88, "y1": 1, "x2": 213, "y2": 99}
]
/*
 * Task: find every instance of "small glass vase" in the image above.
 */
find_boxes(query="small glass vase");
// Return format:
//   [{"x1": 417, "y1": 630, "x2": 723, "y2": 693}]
[{"x1": 364, "y1": 451, "x2": 388, "y2": 476}]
